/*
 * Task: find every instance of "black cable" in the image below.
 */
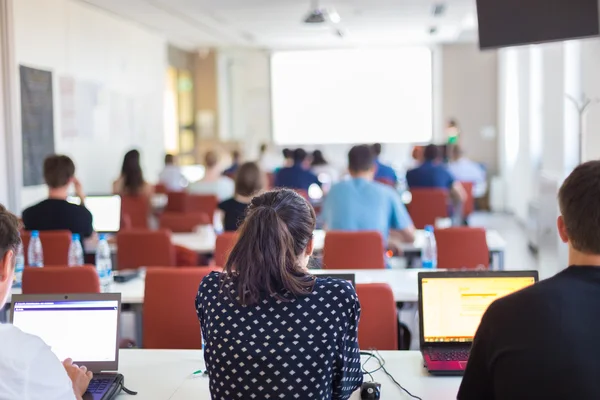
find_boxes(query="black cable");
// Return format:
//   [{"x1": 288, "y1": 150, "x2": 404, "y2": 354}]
[
  {"x1": 375, "y1": 349, "x2": 422, "y2": 400},
  {"x1": 359, "y1": 350, "x2": 423, "y2": 400}
]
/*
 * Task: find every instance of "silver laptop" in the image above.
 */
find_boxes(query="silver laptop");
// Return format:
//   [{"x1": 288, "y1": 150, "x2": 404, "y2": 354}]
[
  {"x1": 68, "y1": 195, "x2": 122, "y2": 233},
  {"x1": 11, "y1": 293, "x2": 124, "y2": 400}
]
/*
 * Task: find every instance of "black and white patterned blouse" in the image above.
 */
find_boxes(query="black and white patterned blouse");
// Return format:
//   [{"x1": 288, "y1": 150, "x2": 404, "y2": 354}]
[{"x1": 196, "y1": 271, "x2": 363, "y2": 400}]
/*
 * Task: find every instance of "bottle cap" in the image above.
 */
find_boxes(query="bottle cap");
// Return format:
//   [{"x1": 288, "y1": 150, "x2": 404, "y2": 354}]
[
  {"x1": 99, "y1": 233, "x2": 106, "y2": 241},
  {"x1": 72, "y1": 233, "x2": 80, "y2": 241},
  {"x1": 424, "y1": 225, "x2": 434, "y2": 233},
  {"x1": 31, "y1": 230, "x2": 39, "y2": 238}
]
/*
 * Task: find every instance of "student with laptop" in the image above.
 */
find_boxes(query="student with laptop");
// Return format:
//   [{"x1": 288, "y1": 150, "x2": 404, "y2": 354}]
[
  {"x1": 0, "y1": 205, "x2": 92, "y2": 399},
  {"x1": 459, "y1": 160, "x2": 600, "y2": 399},
  {"x1": 22, "y1": 155, "x2": 93, "y2": 239}
]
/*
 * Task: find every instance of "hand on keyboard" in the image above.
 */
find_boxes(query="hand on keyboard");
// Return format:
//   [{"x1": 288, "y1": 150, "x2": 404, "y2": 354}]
[{"x1": 63, "y1": 358, "x2": 93, "y2": 400}]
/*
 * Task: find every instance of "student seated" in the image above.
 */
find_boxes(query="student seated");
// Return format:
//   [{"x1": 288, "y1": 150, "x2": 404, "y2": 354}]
[
  {"x1": 196, "y1": 189, "x2": 362, "y2": 400},
  {"x1": 22, "y1": 155, "x2": 93, "y2": 239},
  {"x1": 447, "y1": 146, "x2": 487, "y2": 198},
  {"x1": 372, "y1": 143, "x2": 398, "y2": 184},
  {"x1": 0, "y1": 205, "x2": 92, "y2": 399},
  {"x1": 459, "y1": 160, "x2": 600, "y2": 400},
  {"x1": 222, "y1": 150, "x2": 241, "y2": 176},
  {"x1": 113, "y1": 149, "x2": 154, "y2": 198},
  {"x1": 188, "y1": 151, "x2": 235, "y2": 201},
  {"x1": 274, "y1": 148, "x2": 320, "y2": 192},
  {"x1": 311, "y1": 149, "x2": 340, "y2": 189},
  {"x1": 158, "y1": 153, "x2": 187, "y2": 192},
  {"x1": 218, "y1": 162, "x2": 264, "y2": 232},
  {"x1": 323, "y1": 145, "x2": 415, "y2": 248}
]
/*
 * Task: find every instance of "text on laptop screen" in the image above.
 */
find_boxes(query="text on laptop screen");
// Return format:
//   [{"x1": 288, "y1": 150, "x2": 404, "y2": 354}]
[
  {"x1": 68, "y1": 196, "x2": 121, "y2": 232},
  {"x1": 12, "y1": 300, "x2": 119, "y2": 362},
  {"x1": 421, "y1": 277, "x2": 535, "y2": 343}
]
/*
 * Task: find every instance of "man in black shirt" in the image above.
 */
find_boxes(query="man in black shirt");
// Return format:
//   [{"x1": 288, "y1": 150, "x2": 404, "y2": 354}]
[
  {"x1": 22, "y1": 155, "x2": 93, "y2": 238},
  {"x1": 459, "y1": 160, "x2": 600, "y2": 400}
]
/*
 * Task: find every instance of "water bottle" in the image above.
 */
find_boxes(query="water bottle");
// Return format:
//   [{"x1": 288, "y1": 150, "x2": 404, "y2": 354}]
[
  {"x1": 68, "y1": 234, "x2": 84, "y2": 267},
  {"x1": 213, "y1": 212, "x2": 224, "y2": 235},
  {"x1": 28, "y1": 231, "x2": 44, "y2": 267},
  {"x1": 421, "y1": 225, "x2": 437, "y2": 269},
  {"x1": 13, "y1": 242, "x2": 24, "y2": 287},
  {"x1": 96, "y1": 234, "x2": 113, "y2": 292}
]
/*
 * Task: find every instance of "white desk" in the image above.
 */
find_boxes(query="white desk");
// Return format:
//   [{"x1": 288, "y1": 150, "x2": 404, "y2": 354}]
[{"x1": 117, "y1": 349, "x2": 461, "y2": 400}]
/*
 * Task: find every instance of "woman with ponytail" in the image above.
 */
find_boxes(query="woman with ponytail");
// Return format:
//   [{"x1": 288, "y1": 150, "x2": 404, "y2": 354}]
[{"x1": 196, "y1": 189, "x2": 362, "y2": 399}]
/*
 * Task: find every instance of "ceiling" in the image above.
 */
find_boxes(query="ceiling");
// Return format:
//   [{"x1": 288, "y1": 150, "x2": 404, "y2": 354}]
[{"x1": 80, "y1": 0, "x2": 478, "y2": 50}]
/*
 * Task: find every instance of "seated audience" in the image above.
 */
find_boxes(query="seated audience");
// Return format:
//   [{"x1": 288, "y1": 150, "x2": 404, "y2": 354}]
[
  {"x1": 459, "y1": 160, "x2": 600, "y2": 399},
  {"x1": 223, "y1": 150, "x2": 241, "y2": 176},
  {"x1": 279, "y1": 148, "x2": 293, "y2": 170},
  {"x1": 188, "y1": 151, "x2": 234, "y2": 201},
  {"x1": 372, "y1": 143, "x2": 398, "y2": 185},
  {"x1": 323, "y1": 145, "x2": 415, "y2": 247},
  {"x1": 158, "y1": 153, "x2": 187, "y2": 192},
  {"x1": 274, "y1": 148, "x2": 320, "y2": 192},
  {"x1": 448, "y1": 146, "x2": 487, "y2": 198},
  {"x1": 218, "y1": 162, "x2": 264, "y2": 231},
  {"x1": 257, "y1": 143, "x2": 282, "y2": 172},
  {"x1": 22, "y1": 155, "x2": 93, "y2": 239},
  {"x1": 0, "y1": 205, "x2": 92, "y2": 399},
  {"x1": 311, "y1": 149, "x2": 340, "y2": 187},
  {"x1": 196, "y1": 189, "x2": 362, "y2": 399},
  {"x1": 113, "y1": 149, "x2": 154, "y2": 198}
]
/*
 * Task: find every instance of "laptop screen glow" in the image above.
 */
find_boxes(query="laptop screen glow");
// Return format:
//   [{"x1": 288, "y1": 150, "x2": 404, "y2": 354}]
[
  {"x1": 12, "y1": 300, "x2": 119, "y2": 362},
  {"x1": 68, "y1": 195, "x2": 121, "y2": 232},
  {"x1": 421, "y1": 277, "x2": 535, "y2": 343}
]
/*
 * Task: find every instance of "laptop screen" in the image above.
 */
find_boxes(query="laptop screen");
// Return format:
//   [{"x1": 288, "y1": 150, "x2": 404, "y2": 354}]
[
  {"x1": 421, "y1": 276, "x2": 536, "y2": 343},
  {"x1": 12, "y1": 298, "x2": 119, "y2": 363},
  {"x1": 68, "y1": 195, "x2": 121, "y2": 232}
]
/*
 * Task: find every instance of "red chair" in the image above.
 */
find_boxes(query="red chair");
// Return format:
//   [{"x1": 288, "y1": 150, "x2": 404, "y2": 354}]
[
  {"x1": 143, "y1": 267, "x2": 218, "y2": 349},
  {"x1": 266, "y1": 173, "x2": 275, "y2": 189},
  {"x1": 434, "y1": 227, "x2": 489, "y2": 270},
  {"x1": 22, "y1": 266, "x2": 100, "y2": 294},
  {"x1": 375, "y1": 178, "x2": 395, "y2": 187},
  {"x1": 165, "y1": 192, "x2": 189, "y2": 213},
  {"x1": 159, "y1": 212, "x2": 210, "y2": 233},
  {"x1": 21, "y1": 230, "x2": 71, "y2": 266},
  {"x1": 117, "y1": 230, "x2": 176, "y2": 270},
  {"x1": 356, "y1": 283, "x2": 398, "y2": 350},
  {"x1": 214, "y1": 232, "x2": 238, "y2": 267},
  {"x1": 188, "y1": 195, "x2": 218, "y2": 220},
  {"x1": 121, "y1": 196, "x2": 150, "y2": 229},
  {"x1": 460, "y1": 181, "x2": 475, "y2": 219},
  {"x1": 322, "y1": 231, "x2": 385, "y2": 270},
  {"x1": 154, "y1": 184, "x2": 168, "y2": 194},
  {"x1": 407, "y1": 189, "x2": 449, "y2": 229}
]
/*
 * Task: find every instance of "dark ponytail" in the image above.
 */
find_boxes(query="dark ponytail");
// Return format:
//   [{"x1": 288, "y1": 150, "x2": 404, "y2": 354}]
[{"x1": 223, "y1": 189, "x2": 316, "y2": 306}]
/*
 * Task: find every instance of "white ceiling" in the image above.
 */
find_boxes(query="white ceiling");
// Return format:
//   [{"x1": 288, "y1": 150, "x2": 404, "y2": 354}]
[{"x1": 79, "y1": 0, "x2": 478, "y2": 50}]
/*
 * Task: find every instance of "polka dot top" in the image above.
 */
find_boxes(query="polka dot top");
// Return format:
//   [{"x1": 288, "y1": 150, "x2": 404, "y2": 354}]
[{"x1": 196, "y1": 271, "x2": 363, "y2": 400}]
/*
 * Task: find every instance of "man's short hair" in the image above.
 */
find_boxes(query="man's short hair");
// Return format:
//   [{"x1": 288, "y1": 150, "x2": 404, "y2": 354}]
[
  {"x1": 0, "y1": 205, "x2": 21, "y2": 264},
  {"x1": 293, "y1": 148, "x2": 307, "y2": 164},
  {"x1": 558, "y1": 161, "x2": 600, "y2": 254},
  {"x1": 165, "y1": 154, "x2": 175, "y2": 165},
  {"x1": 43, "y1": 155, "x2": 75, "y2": 188},
  {"x1": 235, "y1": 162, "x2": 264, "y2": 197},
  {"x1": 372, "y1": 143, "x2": 382, "y2": 156},
  {"x1": 232, "y1": 150, "x2": 241, "y2": 161},
  {"x1": 204, "y1": 151, "x2": 219, "y2": 168},
  {"x1": 348, "y1": 145, "x2": 375, "y2": 172},
  {"x1": 423, "y1": 144, "x2": 440, "y2": 162}
]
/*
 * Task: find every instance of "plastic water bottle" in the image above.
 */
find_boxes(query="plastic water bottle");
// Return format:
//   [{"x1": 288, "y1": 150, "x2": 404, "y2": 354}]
[
  {"x1": 68, "y1": 234, "x2": 84, "y2": 267},
  {"x1": 213, "y1": 212, "x2": 224, "y2": 235},
  {"x1": 421, "y1": 225, "x2": 437, "y2": 269},
  {"x1": 96, "y1": 234, "x2": 113, "y2": 292},
  {"x1": 28, "y1": 231, "x2": 44, "y2": 267},
  {"x1": 13, "y1": 242, "x2": 24, "y2": 287}
]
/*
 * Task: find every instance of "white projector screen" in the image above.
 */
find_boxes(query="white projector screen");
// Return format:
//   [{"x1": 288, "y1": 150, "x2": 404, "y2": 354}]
[{"x1": 271, "y1": 48, "x2": 433, "y2": 145}]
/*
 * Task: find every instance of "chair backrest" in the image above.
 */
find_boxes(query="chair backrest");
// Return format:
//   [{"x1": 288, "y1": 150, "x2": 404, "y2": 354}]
[
  {"x1": 407, "y1": 189, "x2": 449, "y2": 229},
  {"x1": 116, "y1": 230, "x2": 175, "y2": 270},
  {"x1": 143, "y1": 267, "x2": 217, "y2": 349},
  {"x1": 323, "y1": 231, "x2": 385, "y2": 270},
  {"x1": 356, "y1": 283, "x2": 398, "y2": 350},
  {"x1": 188, "y1": 195, "x2": 218, "y2": 220},
  {"x1": 22, "y1": 265, "x2": 100, "y2": 294},
  {"x1": 21, "y1": 230, "x2": 71, "y2": 266},
  {"x1": 159, "y1": 212, "x2": 210, "y2": 233},
  {"x1": 154, "y1": 184, "x2": 168, "y2": 194},
  {"x1": 214, "y1": 232, "x2": 238, "y2": 267},
  {"x1": 120, "y1": 196, "x2": 150, "y2": 229},
  {"x1": 460, "y1": 181, "x2": 475, "y2": 218},
  {"x1": 375, "y1": 177, "x2": 395, "y2": 187},
  {"x1": 434, "y1": 227, "x2": 489, "y2": 270},
  {"x1": 165, "y1": 192, "x2": 189, "y2": 213}
]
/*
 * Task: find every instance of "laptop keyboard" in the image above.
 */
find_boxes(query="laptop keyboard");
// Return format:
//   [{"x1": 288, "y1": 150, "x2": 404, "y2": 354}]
[
  {"x1": 428, "y1": 348, "x2": 470, "y2": 361},
  {"x1": 86, "y1": 377, "x2": 116, "y2": 394}
]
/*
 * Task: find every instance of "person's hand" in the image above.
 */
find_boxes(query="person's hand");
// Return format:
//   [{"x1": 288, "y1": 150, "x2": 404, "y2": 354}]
[
  {"x1": 63, "y1": 358, "x2": 93, "y2": 400},
  {"x1": 73, "y1": 177, "x2": 86, "y2": 202}
]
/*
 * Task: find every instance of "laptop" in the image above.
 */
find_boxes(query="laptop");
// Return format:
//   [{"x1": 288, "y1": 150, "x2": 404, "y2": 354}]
[
  {"x1": 11, "y1": 293, "x2": 124, "y2": 399},
  {"x1": 68, "y1": 195, "x2": 122, "y2": 233},
  {"x1": 418, "y1": 270, "x2": 538, "y2": 376}
]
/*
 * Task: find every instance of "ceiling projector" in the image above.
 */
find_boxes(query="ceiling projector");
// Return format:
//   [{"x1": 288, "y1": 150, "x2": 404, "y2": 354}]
[{"x1": 303, "y1": 2, "x2": 341, "y2": 25}]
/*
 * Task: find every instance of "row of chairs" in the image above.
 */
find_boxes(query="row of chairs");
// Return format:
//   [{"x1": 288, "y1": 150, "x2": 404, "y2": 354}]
[{"x1": 20, "y1": 266, "x2": 398, "y2": 350}]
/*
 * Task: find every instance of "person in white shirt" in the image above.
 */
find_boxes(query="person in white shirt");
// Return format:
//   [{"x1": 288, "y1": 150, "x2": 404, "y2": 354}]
[
  {"x1": 188, "y1": 150, "x2": 235, "y2": 201},
  {"x1": 447, "y1": 146, "x2": 487, "y2": 198},
  {"x1": 0, "y1": 205, "x2": 92, "y2": 400},
  {"x1": 158, "y1": 154, "x2": 187, "y2": 192}
]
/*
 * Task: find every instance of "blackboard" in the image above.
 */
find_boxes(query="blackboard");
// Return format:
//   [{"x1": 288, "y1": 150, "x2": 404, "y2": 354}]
[{"x1": 20, "y1": 65, "x2": 55, "y2": 187}]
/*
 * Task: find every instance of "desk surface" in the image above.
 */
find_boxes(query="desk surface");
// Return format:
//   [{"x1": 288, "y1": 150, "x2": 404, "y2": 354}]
[{"x1": 116, "y1": 349, "x2": 461, "y2": 400}]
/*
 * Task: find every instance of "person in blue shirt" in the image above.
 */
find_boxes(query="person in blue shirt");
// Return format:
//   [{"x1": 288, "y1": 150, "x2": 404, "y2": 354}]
[
  {"x1": 274, "y1": 148, "x2": 320, "y2": 192},
  {"x1": 222, "y1": 150, "x2": 241, "y2": 176},
  {"x1": 372, "y1": 143, "x2": 398, "y2": 185},
  {"x1": 323, "y1": 145, "x2": 415, "y2": 249}
]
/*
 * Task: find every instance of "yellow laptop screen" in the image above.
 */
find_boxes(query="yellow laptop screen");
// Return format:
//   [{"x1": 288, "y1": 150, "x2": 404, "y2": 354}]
[{"x1": 422, "y1": 277, "x2": 535, "y2": 343}]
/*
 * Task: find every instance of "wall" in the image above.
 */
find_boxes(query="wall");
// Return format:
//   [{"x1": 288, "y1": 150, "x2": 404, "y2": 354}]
[{"x1": 13, "y1": 0, "x2": 167, "y2": 209}]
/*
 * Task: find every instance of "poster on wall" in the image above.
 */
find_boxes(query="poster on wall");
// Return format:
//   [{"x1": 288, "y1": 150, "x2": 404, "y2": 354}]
[{"x1": 20, "y1": 65, "x2": 55, "y2": 187}]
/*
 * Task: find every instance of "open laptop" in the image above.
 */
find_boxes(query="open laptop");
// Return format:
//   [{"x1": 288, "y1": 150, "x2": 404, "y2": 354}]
[
  {"x1": 418, "y1": 271, "x2": 538, "y2": 376},
  {"x1": 11, "y1": 293, "x2": 124, "y2": 399},
  {"x1": 68, "y1": 195, "x2": 121, "y2": 233}
]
